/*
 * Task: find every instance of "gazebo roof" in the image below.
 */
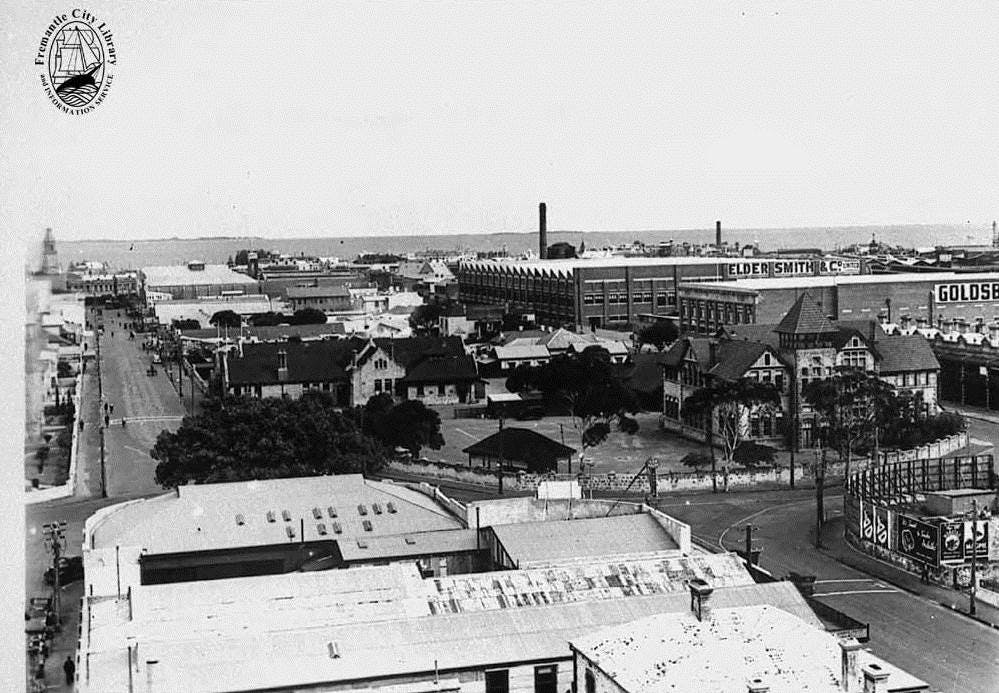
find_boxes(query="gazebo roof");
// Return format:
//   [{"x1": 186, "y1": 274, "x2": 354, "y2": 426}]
[{"x1": 462, "y1": 427, "x2": 576, "y2": 463}]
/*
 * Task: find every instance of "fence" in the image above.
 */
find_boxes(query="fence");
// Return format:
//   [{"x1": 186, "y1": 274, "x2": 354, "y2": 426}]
[
  {"x1": 846, "y1": 454, "x2": 995, "y2": 502},
  {"x1": 25, "y1": 370, "x2": 83, "y2": 505},
  {"x1": 877, "y1": 432, "x2": 969, "y2": 465}
]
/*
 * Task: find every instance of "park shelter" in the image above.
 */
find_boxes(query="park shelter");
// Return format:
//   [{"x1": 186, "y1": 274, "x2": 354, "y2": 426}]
[{"x1": 462, "y1": 427, "x2": 575, "y2": 473}]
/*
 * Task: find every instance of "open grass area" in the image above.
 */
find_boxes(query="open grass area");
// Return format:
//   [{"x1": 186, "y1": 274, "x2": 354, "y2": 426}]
[{"x1": 434, "y1": 411, "x2": 707, "y2": 476}]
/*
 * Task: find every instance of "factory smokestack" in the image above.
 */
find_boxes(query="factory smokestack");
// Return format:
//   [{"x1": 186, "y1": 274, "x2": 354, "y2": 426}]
[
  {"x1": 539, "y1": 202, "x2": 548, "y2": 259},
  {"x1": 715, "y1": 220, "x2": 722, "y2": 247}
]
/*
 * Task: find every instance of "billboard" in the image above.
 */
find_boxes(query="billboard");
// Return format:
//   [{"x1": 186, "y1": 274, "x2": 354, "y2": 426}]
[
  {"x1": 860, "y1": 501, "x2": 875, "y2": 543},
  {"x1": 818, "y1": 258, "x2": 861, "y2": 275},
  {"x1": 934, "y1": 281, "x2": 999, "y2": 303},
  {"x1": 874, "y1": 506, "x2": 892, "y2": 549},
  {"x1": 939, "y1": 521, "x2": 964, "y2": 563},
  {"x1": 897, "y1": 515, "x2": 939, "y2": 565},
  {"x1": 963, "y1": 520, "x2": 989, "y2": 561}
]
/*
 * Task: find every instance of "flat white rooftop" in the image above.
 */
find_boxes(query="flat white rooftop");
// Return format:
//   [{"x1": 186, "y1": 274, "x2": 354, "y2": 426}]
[
  {"x1": 681, "y1": 271, "x2": 999, "y2": 292},
  {"x1": 141, "y1": 264, "x2": 259, "y2": 286}
]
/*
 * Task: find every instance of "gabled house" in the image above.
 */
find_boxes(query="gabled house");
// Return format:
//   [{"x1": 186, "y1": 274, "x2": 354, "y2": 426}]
[{"x1": 662, "y1": 293, "x2": 941, "y2": 449}]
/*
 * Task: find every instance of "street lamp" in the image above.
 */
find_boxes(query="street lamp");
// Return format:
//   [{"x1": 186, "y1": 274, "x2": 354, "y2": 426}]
[{"x1": 42, "y1": 521, "x2": 67, "y2": 626}]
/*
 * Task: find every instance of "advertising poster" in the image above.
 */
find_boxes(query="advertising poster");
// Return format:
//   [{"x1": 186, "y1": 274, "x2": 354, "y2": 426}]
[
  {"x1": 874, "y1": 506, "x2": 891, "y2": 548},
  {"x1": 897, "y1": 515, "x2": 939, "y2": 565},
  {"x1": 860, "y1": 501, "x2": 875, "y2": 543},
  {"x1": 939, "y1": 521, "x2": 964, "y2": 563},
  {"x1": 963, "y1": 520, "x2": 989, "y2": 560}
]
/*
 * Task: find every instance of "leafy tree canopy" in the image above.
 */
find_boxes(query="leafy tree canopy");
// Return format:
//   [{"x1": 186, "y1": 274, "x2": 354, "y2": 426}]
[
  {"x1": 249, "y1": 312, "x2": 289, "y2": 327},
  {"x1": 209, "y1": 310, "x2": 242, "y2": 329},
  {"x1": 353, "y1": 394, "x2": 445, "y2": 458},
  {"x1": 290, "y1": 308, "x2": 327, "y2": 325},
  {"x1": 151, "y1": 392, "x2": 385, "y2": 488},
  {"x1": 172, "y1": 319, "x2": 201, "y2": 331},
  {"x1": 409, "y1": 303, "x2": 443, "y2": 330},
  {"x1": 637, "y1": 321, "x2": 679, "y2": 350}
]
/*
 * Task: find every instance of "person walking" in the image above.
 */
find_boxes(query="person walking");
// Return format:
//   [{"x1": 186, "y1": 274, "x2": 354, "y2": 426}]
[
  {"x1": 104, "y1": 414, "x2": 110, "y2": 428},
  {"x1": 63, "y1": 656, "x2": 76, "y2": 685}
]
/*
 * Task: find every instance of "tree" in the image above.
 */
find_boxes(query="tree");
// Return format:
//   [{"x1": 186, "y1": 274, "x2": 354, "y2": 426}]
[
  {"x1": 209, "y1": 310, "x2": 242, "y2": 329},
  {"x1": 249, "y1": 312, "x2": 288, "y2": 327},
  {"x1": 350, "y1": 394, "x2": 445, "y2": 459},
  {"x1": 530, "y1": 346, "x2": 640, "y2": 463},
  {"x1": 289, "y1": 308, "x2": 327, "y2": 325},
  {"x1": 151, "y1": 392, "x2": 386, "y2": 487},
  {"x1": 683, "y1": 377, "x2": 780, "y2": 492},
  {"x1": 637, "y1": 321, "x2": 679, "y2": 351},
  {"x1": 173, "y1": 319, "x2": 201, "y2": 331},
  {"x1": 680, "y1": 451, "x2": 712, "y2": 471},
  {"x1": 732, "y1": 441, "x2": 777, "y2": 468},
  {"x1": 802, "y1": 368, "x2": 897, "y2": 478},
  {"x1": 409, "y1": 304, "x2": 443, "y2": 331}
]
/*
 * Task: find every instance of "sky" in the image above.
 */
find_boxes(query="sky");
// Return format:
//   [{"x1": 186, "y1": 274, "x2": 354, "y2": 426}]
[{"x1": 4, "y1": 2, "x2": 999, "y2": 242}]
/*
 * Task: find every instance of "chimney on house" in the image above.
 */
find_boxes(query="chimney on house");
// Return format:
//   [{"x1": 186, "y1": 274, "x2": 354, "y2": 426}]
[
  {"x1": 916, "y1": 317, "x2": 928, "y2": 329},
  {"x1": 539, "y1": 202, "x2": 548, "y2": 259},
  {"x1": 688, "y1": 578, "x2": 713, "y2": 622},
  {"x1": 715, "y1": 220, "x2": 722, "y2": 247},
  {"x1": 277, "y1": 349, "x2": 288, "y2": 381},
  {"x1": 861, "y1": 663, "x2": 890, "y2": 693},
  {"x1": 746, "y1": 679, "x2": 770, "y2": 693},
  {"x1": 839, "y1": 638, "x2": 862, "y2": 691},
  {"x1": 989, "y1": 322, "x2": 999, "y2": 344},
  {"x1": 899, "y1": 315, "x2": 911, "y2": 330},
  {"x1": 975, "y1": 317, "x2": 986, "y2": 334},
  {"x1": 943, "y1": 318, "x2": 955, "y2": 333}
]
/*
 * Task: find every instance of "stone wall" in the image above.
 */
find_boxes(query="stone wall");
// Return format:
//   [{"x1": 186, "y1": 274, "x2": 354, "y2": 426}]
[{"x1": 877, "y1": 432, "x2": 969, "y2": 465}]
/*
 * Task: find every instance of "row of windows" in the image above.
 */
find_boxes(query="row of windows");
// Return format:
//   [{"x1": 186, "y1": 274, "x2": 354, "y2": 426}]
[
  {"x1": 582, "y1": 292, "x2": 671, "y2": 305},
  {"x1": 484, "y1": 665, "x2": 558, "y2": 693},
  {"x1": 373, "y1": 378, "x2": 394, "y2": 392}
]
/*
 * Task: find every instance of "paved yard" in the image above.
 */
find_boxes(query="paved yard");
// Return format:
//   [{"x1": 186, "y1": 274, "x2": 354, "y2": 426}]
[{"x1": 435, "y1": 412, "x2": 706, "y2": 475}]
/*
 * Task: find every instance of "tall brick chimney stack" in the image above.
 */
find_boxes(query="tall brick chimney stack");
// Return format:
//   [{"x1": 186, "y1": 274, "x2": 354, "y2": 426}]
[
  {"x1": 539, "y1": 202, "x2": 548, "y2": 259},
  {"x1": 716, "y1": 220, "x2": 722, "y2": 247}
]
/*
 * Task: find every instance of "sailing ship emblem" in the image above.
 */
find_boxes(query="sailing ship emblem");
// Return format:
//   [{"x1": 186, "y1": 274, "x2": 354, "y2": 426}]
[{"x1": 48, "y1": 22, "x2": 104, "y2": 107}]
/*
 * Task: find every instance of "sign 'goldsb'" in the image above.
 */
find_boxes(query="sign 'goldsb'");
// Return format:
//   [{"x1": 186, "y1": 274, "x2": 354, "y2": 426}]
[{"x1": 34, "y1": 9, "x2": 117, "y2": 114}]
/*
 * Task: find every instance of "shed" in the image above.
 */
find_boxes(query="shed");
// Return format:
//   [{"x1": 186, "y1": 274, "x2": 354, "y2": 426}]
[{"x1": 462, "y1": 427, "x2": 576, "y2": 474}]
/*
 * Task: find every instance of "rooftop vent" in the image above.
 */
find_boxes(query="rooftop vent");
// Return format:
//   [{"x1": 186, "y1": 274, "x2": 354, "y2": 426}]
[
  {"x1": 386, "y1": 502, "x2": 397, "y2": 514},
  {"x1": 312, "y1": 507, "x2": 323, "y2": 520},
  {"x1": 357, "y1": 504, "x2": 368, "y2": 516},
  {"x1": 235, "y1": 514, "x2": 245, "y2": 526},
  {"x1": 372, "y1": 503, "x2": 382, "y2": 515},
  {"x1": 281, "y1": 510, "x2": 292, "y2": 522},
  {"x1": 317, "y1": 523, "x2": 328, "y2": 536},
  {"x1": 404, "y1": 536, "x2": 416, "y2": 545},
  {"x1": 266, "y1": 511, "x2": 276, "y2": 523},
  {"x1": 328, "y1": 641, "x2": 340, "y2": 659},
  {"x1": 357, "y1": 540, "x2": 368, "y2": 549},
  {"x1": 362, "y1": 520, "x2": 373, "y2": 532},
  {"x1": 285, "y1": 526, "x2": 296, "y2": 540},
  {"x1": 332, "y1": 522, "x2": 342, "y2": 534},
  {"x1": 327, "y1": 506, "x2": 337, "y2": 518}
]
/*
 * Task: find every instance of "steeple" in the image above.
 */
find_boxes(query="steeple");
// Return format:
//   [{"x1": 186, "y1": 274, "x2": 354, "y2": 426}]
[
  {"x1": 41, "y1": 227, "x2": 60, "y2": 275},
  {"x1": 775, "y1": 293, "x2": 837, "y2": 350}
]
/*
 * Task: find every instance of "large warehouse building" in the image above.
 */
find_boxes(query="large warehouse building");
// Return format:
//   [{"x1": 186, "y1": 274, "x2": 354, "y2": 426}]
[
  {"x1": 458, "y1": 256, "x2": 865, "y2": 329},
  {"x1": 140, "y1": 261, "x2": 260, "y2": 300},
  {"x1": 678, "y1": 271, "x2": 999, "y2": 334}
]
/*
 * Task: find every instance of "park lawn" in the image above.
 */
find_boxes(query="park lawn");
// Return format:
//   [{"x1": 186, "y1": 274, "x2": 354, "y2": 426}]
[{"x1": 434, "y1": 411, "x2": 707, "y2": 476}]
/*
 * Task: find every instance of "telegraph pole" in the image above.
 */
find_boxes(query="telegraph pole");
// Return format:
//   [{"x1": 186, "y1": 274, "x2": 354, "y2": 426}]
[
  {"x1": 42, "y1": 521, "x2": 67, "y2": 626},
  {"x1": 970, "y1": 498, "x2": 978, "y2": 616}
]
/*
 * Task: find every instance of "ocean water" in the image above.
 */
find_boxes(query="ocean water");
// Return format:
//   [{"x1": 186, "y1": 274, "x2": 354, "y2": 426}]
[{"x1": 50, "y1": 223, "x2": 992, "y2": 271}]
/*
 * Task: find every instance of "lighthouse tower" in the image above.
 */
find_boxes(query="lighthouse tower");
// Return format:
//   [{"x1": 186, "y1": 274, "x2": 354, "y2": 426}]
[{"x1": 40, "y1": 227, "x2": 60, "y2": 275}]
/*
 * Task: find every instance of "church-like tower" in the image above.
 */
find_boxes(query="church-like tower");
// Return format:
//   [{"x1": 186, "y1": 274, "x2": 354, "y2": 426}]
[{"x1": 40, "y1": 227, "x2": 60, "y2": 275}]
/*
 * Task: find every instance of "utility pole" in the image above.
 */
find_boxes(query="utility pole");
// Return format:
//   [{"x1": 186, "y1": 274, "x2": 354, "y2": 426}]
[
  {"x1": 970, "y1": 498, "x2": 978, "y2": 616},
  {"x1": 42, "y1": 521, "x2": 67, "y2": 626},
  {"x1": 744, "y1": 524, "x2": 759, "y2": 565},
  {"x1": 496, "y1": 417, "x2": 504, "y2": 495}
]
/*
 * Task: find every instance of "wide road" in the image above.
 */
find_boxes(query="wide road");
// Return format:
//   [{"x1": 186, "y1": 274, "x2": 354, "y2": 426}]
[
  {"x1": 656, "y1": 491, "x2": 999, "y2": 693},
  {"x1": 85, "y1": 306, "x2": 186, "y2": 496}
]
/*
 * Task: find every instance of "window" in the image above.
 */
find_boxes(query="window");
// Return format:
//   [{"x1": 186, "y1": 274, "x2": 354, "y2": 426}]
[
  {"x1": 585, "y1": 670, "x2": 596, "y2": 693},
  {"x1": 534, "y1": 665, "x2": 558, "y2": 693},
  {"x1": 764, "y1": 353, "x2": 771, "y2": 366},
  {"x1": 374, "y1": 379, "x2": 383, "y2": 393},
  {"x1": 486, "y1": 670, "x2": 510, "y2": 693},
  {"x1": 416, "y1": 384, "x2": 425, "y2": 396},
  {"x1": 438, "y1": 384, "x2": 446, "y2": 395}
]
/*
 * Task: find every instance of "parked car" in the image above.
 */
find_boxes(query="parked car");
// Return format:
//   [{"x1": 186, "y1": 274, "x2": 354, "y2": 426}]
[{"x1": 43, "y1": 556, "x2": 83, "y2": 586}]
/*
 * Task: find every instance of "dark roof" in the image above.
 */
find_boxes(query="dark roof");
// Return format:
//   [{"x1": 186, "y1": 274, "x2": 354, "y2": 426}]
[
  {"x1": 226, "y1": 337, "x2": 367, "y2": 385},
  {"x1": 719, "y1": 324, "x2": 779, "y2": 349},
  {"x1": 180, "y1": 324, "x2": 346, "y2": 341},
  {"x1": 708, "y1": 341, "x2": 770, "y2": 381},
  {"x1": 660, "y1": 339, "x2": 688, "y2": 368},
  {"x1": 625, "y1": 352, "x2": 666, "y2": 393},
  {"x1": 775, "y1": 293, "x2": 838, "y2": 335},
  {"x1": 462, "y1": 427, "x2": 576, "y2": 464},
  {"x1": 872, "y1": 335, "x2": 940, "y2": 373},
  {"x1": 370, "y1": 335, "x2": 465, "y2": 369},
  {"x1": 401, "y1": 354, "x2": 479, "y2": 384}
]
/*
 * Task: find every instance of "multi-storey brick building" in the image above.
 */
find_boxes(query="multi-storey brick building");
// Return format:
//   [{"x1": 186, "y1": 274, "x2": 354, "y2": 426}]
[
  {"x1": 458, "y1": 256, "x2": 864, "y2": 329},
  {"x1": 677, "y1": 271, "x2": 999, "y2": 334}
]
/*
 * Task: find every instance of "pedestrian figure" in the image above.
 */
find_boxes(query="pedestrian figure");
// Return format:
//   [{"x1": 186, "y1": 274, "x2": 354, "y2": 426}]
[
  {"x1": 63, "y1": 657, "x2": 75, "y2": 685},
  {"x1": 79, "y1": 420, "x2": 84, "y2": 432},
  {"x1": 122, "y1": 418, "x2": 126, "y2": 427},
  {"x1": 109, "y1": 404, "x2": 114, "y2": 415},
  {"x1": 104, "y1": 414, "x2": 110, "y2": 428}
]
